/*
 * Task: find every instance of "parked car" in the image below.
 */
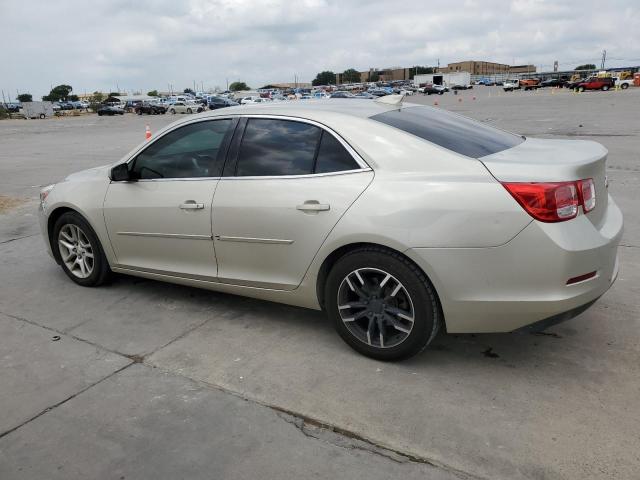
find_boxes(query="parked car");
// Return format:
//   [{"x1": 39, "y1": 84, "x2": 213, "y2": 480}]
[
  {"x1": 613, "y1": 77, "x2": 633, "y2": 90},
  {"x1": 38, "y1": 99, "x2": 622, "y2": 361},
  {"x1": 330, "y1": 91, "x2": 356, "y2": 98},
  {"x1": 367, "y1": 88, "x2": 389, "y2": 97},
  {"x1": 422, "y1": 84, "x2": 448, "y2": 95},
  {"x1": 503, "y1": 80, "x2": 520, "y2": 92},
  {"x1": 97, "y1": 105, "x2": 124, "y2": 116},
  {"x1": 3, "y1": 102, "x2": 21, "y2": 112},
  {"x1": 57, "y1": 102, "x2": 74, "y2": 110},
  {"x1": 519, "y1": 79, "x2": 541, "y2": 91},
  {"x1": 451, "y1": 84, "x2": 473, "y2": 90},
  {"x1": 135, "y1": 102, "x2": 167, "y2": 115},
  {"x1": 540, "y1": 78, "x2": 568, "y2": 88},
  {"x1": 168, "y1": 101, "x2": 204, "y2": 114},
  {"x1": 576, "y1": 77, "x2": 614, "y2": 92},
  {"x1": 208, "y1": 96, "x2": 239, "y2": 109},
  {"x1": 566, "y1": 78, "x2": 585, "y2": 90},
  {"x1": 354, "y1": 92, "x2": 376, "y2": 99}
]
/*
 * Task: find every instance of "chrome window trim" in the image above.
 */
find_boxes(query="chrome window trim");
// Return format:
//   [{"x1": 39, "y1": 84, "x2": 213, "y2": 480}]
[
  {"x1": 115, "y1": 113, "x2": 373, "y2": 183},
  {"x1": 229, "y1": 114, "x2": 372, "y2": 175}
]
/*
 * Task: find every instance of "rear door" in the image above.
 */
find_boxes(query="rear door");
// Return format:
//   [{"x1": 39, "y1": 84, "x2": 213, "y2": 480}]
[{"x1": 212, "y1": 117, "x2": 373, "y2": 290}]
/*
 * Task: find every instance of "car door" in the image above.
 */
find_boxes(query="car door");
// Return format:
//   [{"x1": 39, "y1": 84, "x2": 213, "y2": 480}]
[
  {"x1": 103, "y1": 118, "x2": 235, "y2": 279},
  {"x1": 212, "y1": 116, "x2": 374, "y2": 290}
]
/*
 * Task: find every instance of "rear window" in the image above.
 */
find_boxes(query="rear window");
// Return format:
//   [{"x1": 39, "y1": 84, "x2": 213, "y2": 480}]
[{"x1": 370, "y1": 106, "x2": 523, "y2": 158}]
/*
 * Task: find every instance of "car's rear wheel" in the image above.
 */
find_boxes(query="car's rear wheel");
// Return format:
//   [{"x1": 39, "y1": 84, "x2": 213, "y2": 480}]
[
  {"x1": 187, "y1": 108, "x2": 192, "y2": 114},
  {"x1": 578, "y1": 86, "x2": 585, "y2": 92},
  {"x1": 53, "y1": 212, "x2": 111, "y2": 287},
  {"x1": 621, "y1": 83, "x2": 629, "y2": 90},
  {"x1": 325, "y1": 247, "x2": 441, "y2": 361},
  {"x1": 170, "y1": 108, "x2": 176, "y2": 114},
  {"x1": 602, "y1": 85, "x2": 610, "y2": 91}
]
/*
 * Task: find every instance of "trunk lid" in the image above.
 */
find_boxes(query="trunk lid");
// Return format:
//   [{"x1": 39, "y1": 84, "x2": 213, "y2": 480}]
[{"x1": 480, "y1": 138, "x2": 608, "y2": 227}]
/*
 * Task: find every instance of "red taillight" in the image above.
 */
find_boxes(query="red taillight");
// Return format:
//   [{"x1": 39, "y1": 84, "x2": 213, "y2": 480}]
[
  {"x1": 502, "y1": 178, "x2": 596, "y2": 223},
  {"x1": 578, "y1": 178, "x2": 596, "y2": 212}
]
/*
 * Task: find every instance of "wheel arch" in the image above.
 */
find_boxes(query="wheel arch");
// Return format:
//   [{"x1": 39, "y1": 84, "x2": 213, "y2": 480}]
[{"x1": 315, "y1": 242, "x2": 443, "y2": 318}]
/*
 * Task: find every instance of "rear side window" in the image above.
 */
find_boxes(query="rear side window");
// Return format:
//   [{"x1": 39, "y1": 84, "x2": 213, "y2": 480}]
[
  {"x1": 371, "y1": 106, "x2": 523, "y2": 158},
  {"x1": 315, "y1": 132, "x2": 360, "y2": 173},
  {"x1": 236, "y1": 119, "x2": 321, "y2": 176}
]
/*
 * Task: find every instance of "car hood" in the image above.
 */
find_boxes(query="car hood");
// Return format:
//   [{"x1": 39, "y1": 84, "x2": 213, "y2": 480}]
[{"x1": 63, "y1": 164, "x2": 111, "y2": 183}]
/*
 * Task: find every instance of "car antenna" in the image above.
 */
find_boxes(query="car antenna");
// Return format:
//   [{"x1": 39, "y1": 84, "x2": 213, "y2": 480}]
[{"x1": 374, "y1": 94, "x2": 405, "y2": 107}]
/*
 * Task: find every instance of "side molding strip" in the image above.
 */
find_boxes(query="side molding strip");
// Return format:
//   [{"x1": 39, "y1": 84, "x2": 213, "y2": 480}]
[
  {"x1": 117, "y1": 231, "x2": 213, "y2": 240},
  {"x1": 215, "y1": 235, "x2": 294, "y2": 245}
]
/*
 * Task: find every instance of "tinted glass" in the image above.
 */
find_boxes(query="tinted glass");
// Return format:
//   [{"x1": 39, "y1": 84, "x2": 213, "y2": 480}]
[
  {"x1": 314, "y1": 132, "x2": 359, "y2": 173},
  {"x1": 236, "y1": 119, "x2": 321, "y2": 176},
  {"x1": 132, "y1": 119, "x2": 232, "y2": 179},
  {"x1": 371, "y1": 106, "x2": 523, "y2": 158}
]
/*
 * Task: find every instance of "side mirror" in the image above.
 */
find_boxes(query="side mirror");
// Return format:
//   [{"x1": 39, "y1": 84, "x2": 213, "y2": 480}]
[{"x1": 110, "y1": 163, "x2": 132, "y2": 182}]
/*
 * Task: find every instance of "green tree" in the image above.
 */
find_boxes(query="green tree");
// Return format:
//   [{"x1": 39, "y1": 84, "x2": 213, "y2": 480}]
[
  {"x1": 409, "y1": 66, "x2": 434, "y2": 80},
  {"x1": 312, "y1": 71, "x2": 336, "y2": 86},
  {"x1": 369, "y1": 72, "x2": 380, "y2": 82},
  {"x1": 68, "y1": 94, "x2": 79, "y2": 102},
  {"x1": 147, "y1": 90, "x2": 159, "y2": 97},
  {"x1": 17, "y1": 93, "x2": 32, "y2": 102},
  {"x1": 575, "y1": 64, "x2": 596, "y2": 71},
  {"x1": 88, "y1": 91, "x2": 105, "y2": 112},
  {"x1": 229, "y1": 81, "x2": 249, "y2": 92},
  {"x1": 42, "y1": 84, "x2": 73, "y2": 102},
  {"x1": 341, "y1": 68, "x2": 361, "y2": 83}
]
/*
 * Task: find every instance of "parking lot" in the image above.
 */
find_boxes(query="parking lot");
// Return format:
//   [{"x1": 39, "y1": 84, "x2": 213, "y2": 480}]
[{"x1": 1, "y1": 87, "x2": 639, "y2": 479}]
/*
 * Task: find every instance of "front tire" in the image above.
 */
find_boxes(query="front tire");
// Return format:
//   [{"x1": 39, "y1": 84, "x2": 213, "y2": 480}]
[
  {"x1": 621, "y1": 83, "x2": 629, "y2": 90},
  {"x1": 170, "y1": 108, "x2": 176, "y2": 114},
  {"x1": 53, "y1": 212, "x2": 111, "y2": 287},
  {"x1": 325, "y1": 247, "x2": 441, "y2": 361},
  {"x1": 602, "y1": 85, "x2": 610, "y2": 91}
]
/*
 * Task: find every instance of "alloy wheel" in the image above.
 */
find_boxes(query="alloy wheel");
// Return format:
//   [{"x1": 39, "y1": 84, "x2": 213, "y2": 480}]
[
  {"x1": 337, "y1": 268, "x2": 415, "y2": 348},
  {"x1": 57, "y1": 224, "x2": 94, "y2": 279}
]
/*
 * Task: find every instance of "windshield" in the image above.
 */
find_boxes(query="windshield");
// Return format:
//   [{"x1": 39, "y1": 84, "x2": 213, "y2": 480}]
[{"x1": 370, "y1": 105, "x2": 524, "y2": 158}]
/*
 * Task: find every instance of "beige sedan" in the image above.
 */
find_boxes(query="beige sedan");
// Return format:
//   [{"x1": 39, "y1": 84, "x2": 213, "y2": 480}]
[
  {"x1": 168, "y1": 101, "x2": 204, "y2": 114},
  {"x1": 38, "y1": 98, "x2": 622, "y2": 360}
]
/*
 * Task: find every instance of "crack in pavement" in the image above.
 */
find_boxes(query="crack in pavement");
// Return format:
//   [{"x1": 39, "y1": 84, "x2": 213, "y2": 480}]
[
  {"x1": 2, "y1": 310, "x2": 483, "y2": 479},
  {"x1": 0, "y1": 361, "x2": 134, "y2": 440},
  {"x1": 0, "y1": 233, "x2": 39, "y2": 245}
]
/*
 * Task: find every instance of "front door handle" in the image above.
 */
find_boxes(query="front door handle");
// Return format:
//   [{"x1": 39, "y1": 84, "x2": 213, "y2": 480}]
[
  {"x1": 296, "y1": 201, "x2": 330, "y2": 212},
  {"x1": 180, "y1": 201, "x2": 204, "y2": 210}
]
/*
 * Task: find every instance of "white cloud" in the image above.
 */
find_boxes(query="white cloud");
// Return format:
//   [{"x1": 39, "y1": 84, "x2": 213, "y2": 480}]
[{"x1": 1, "y1": 0, "x2": 639, "y2": 98}]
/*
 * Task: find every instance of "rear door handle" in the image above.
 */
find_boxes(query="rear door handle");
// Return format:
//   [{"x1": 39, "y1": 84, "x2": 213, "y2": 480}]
[
  {"x1": 296, "y1": 201, "x2": 330, "y2": 212},
  {"x1": 180, "y1": 201, "x2": 204, "y2": 210}
]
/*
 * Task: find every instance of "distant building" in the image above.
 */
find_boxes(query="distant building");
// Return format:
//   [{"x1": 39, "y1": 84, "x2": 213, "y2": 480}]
[{"x1": 439, "y1": 61, "x2": 536, "y2": 75}]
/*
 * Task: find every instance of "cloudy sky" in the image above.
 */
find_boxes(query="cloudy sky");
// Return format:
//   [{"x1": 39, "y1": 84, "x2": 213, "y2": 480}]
[{"x1": 2, "y1": 0, "x2": 639, "y2": 99}]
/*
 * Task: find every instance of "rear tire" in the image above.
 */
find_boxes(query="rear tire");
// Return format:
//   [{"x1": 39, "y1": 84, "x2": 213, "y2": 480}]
[
  {"x1": 602, "y1": 85, "x2": 610, "y2": 91},
  {"x1": 187, "y1": 108, "x2": 192, "y2": 114},
  {"x1": 578, "y1": 86, "x2": 585, "y2": 92},
  {"x1": 170, "y1": 109, "x2": 176, "y2": 114},
  {"x1": 53, "y1": 212, "x2": 112, "y2": 287},
  {"x1": 325, "y1": 246, "x2": 441, "y2": 361},
  {"x1": 621, "y1": 83, "x2": 629, "y2": 90}
]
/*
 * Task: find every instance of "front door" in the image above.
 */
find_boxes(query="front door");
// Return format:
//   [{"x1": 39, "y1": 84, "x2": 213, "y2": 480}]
[
  {"x1": 104, "y1": 118, "x2": 234, "y2": 279},
  {"x1": 212, "y1": 117, "x2": 373, "y2": 290}
]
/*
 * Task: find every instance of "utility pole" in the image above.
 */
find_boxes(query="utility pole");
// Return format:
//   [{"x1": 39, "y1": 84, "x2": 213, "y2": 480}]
[
  {"x1": 600, "y1": 50, "x2": 607, "y2": 70},
  {"x1": 226, "y1": 78, "x2": 229, "y2": 91}
]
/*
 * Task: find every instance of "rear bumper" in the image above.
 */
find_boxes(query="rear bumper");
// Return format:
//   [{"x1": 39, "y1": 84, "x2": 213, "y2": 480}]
[{"x1": 406, "y1": 195, "x2": 623, "y2": 333}]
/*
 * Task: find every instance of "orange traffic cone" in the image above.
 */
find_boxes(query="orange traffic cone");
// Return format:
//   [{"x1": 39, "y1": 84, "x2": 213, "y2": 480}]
[{"x1": 145, "y1": 125, "x2": 152, "y2": 141}]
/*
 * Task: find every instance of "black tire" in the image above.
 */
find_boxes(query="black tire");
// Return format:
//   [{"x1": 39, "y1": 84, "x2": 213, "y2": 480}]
[
  {"x1": 137, "y1": 109, "x2": 143, "y2": 115},
  {"x1": 325, "y1": 246, "x2": 441, "y2": 361},
  {"x1": 621, "y1": 83, "x2": 629, "y2": 90},
  {"x1": 187, "y1": 108, "x2": 192, "y2": 114},
  {"x1": 602, "y1": 85, "x2": 609, "y2": 91},
  {"x1": 578, "y1": 86, "x2": 585, "y2": 92},
  {"x1": 98, "y1": 112, "x2": 103, "y2": 116},
  {"x1": 52, "y1": 211, "x2": 111, "y2": 287},
  {"x1": 170, "y1": 109, "x2": 176, "y2": 114}
]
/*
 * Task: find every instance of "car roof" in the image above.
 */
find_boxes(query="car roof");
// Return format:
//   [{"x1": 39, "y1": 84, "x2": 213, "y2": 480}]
[{"x1": 194, "y1": 99, "x2": 401, "y2": 123}]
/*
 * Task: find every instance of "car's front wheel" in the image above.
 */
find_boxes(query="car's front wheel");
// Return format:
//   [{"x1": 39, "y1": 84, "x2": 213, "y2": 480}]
[
  {"x1": 621, "y1": 83, "x2": 629, "y2": 90},
  {"x1": 602, "y1": 85, "x2": 610, "y2": 91},
  {"x1": 578, "y1": 86, "x2": 585, "y2": 92},
  {"x1": 170, "y1": 109, "x2": 176, "y2": 114},
  {"x1": 53, "y1": 212, "x2": 111, "y2": 287},
  {"x1": 325, "y1": 247, "x2": 441, "y2": 361}
]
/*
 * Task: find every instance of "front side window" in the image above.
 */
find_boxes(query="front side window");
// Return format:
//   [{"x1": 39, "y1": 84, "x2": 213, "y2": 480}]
[
  {"x1": 132, "y1": 119, "x2": 232, "y2": 179},
  {"x1": 236, "y1": 119, "x2": 321, "y2": 176}
]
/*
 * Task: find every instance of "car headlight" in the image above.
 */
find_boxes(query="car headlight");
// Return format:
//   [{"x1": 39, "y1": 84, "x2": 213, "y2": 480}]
[{"x1": 39, "y1": 184, "x2": 56, "y2": 208}]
